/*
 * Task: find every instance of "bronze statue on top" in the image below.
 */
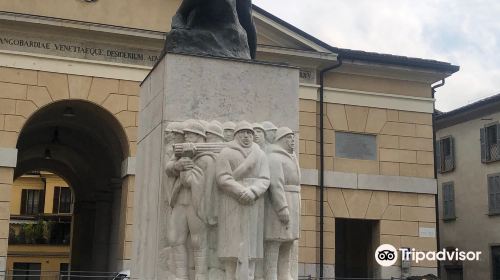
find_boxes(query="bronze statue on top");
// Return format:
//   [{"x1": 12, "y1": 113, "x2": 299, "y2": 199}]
[{"x1": 164, "y1": 0, "x2": 257, "y2": 60}]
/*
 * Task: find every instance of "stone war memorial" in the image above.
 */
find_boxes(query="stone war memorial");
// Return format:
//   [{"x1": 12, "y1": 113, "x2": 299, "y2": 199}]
[{"x1": 132, "y1": 1, "x2": 301, "y2": 280}]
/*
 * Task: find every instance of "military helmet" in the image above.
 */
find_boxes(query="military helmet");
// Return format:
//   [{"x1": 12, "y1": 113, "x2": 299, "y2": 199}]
[
  {"x1": 166, "y1": 122, "x2": 184, "y2": 134},
  {"x1": 274, "y1": 127, "x2": 294, "y2": 142},
  {"x1": 198, "y1": 120, "x2": 210, "y2": 129},
  {"x1": 222, "y1": 121, "x2": 236, "y2": 131},
  {"x1": 252, "y1": 122, "x2": 265, "y2": 132},
  {"x1": 183, "y1": 119, "x2": 206, "y2": 137},
  {"x1": 262, "y1": 121, "x2": 278, "y2": 131},
  {"x1": 234, "y1": 121, "x2": 255, "y2": 135},
  {"x1": 207, "y1": 121, "x2": 224, "y2": 138},
  {"x1": 211, "y1": 120, "x2": 223, "y2": 127}
]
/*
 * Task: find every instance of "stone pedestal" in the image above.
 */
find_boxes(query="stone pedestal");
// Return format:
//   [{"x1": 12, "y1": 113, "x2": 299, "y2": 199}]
[{"x1": 132, "y1": 53, "x2": 299, "y2": 280}]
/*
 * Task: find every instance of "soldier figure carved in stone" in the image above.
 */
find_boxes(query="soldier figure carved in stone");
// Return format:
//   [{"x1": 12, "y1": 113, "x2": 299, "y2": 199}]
[
  {"x1": 166, "y1": 120, "x2": 217, "y2": 280},
  {"x1": 253, "y1": 123, "x2": 266, "y2": 150},
  {"x1": 215, "y1": 121, "x2": 270, "y2": 280},
  {"x1": 262, "y1": 121, "x2": 278, "y2": 146},
  {"x1": 206, "y1": 121, "x2": 225, "y2": 143},
  {"x1": 162, "y1": 122, "x2": 186, "y2": 277},
  {"x1": 264, "y1": 127, "x2": 301, "y2": 280},
  {"x1": 205, "y1": 120, "x2": 226, "y2": 278},
  {"x1": 222, "y1": 121, "x2": 236, "y2": 142}
]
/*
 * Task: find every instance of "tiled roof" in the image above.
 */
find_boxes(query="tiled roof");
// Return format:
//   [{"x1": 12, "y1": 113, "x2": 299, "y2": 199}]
[
  {"x1": 435, "y1": 93, "x2": 500, "y2": 121},
  {"x1": 253, "y1": 5, "x2": 460, "y2": 73}
]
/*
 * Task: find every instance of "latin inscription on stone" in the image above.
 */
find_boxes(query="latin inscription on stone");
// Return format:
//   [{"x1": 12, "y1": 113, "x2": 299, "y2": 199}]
[{"x1": 0, "y1": 30, "x2": 162, "y2": 66}]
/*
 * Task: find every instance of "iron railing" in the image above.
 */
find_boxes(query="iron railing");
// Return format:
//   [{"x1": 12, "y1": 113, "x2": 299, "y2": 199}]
[
  {"x1": 489, "y1": 144, "x2": 499, "y2": 162},
  {"x1": 298, "y1": 278, "x2": 401, "y2": 280},
  {"x1": 0, "y1": 270, "x2": 129, "y2": 280},
  {"x1": 0, "y1": 272, "x2": 419, "y2": 280},
  {"x1": 298, "y1": 277, "x2": 437, "y2": 280},
  {"x1": 443, "y1": 156, "x2": 454, "y2": 172},
  {"x1": 298, "y1": 277, "x2": 401, "y2": 280}
]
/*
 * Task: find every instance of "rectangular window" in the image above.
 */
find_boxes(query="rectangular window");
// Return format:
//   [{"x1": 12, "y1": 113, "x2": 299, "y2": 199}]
[
  {"x1": 53, "y1": 187, "x2": 72, "y2": 214},
  {"x1": 13, "y1": 262, "x2": 41, "y2": 280},
  {"x1": 49, "y1": 221, "x2": 72, "y2": 245},
  {"x1": 488, "y1": 174, "x2": 500, "y2": 215},
  {"x1": 442, "y1": 182, "x2": 456, "y2": 220},
  {"x1": 493, "y1": 246, "x2": 500, "y2": 280},
  {"x1": 60, "y1": 263, "x2": 70, "y2": 279},
  {"x1": 436, "y1": 136, "x2": 455, "y2": 173},
  {"x1": 335, "y1": 132, "x2": 377, "y2": 160},
  {"x1": 20, "y1": 189, "x2": 43, "y2": 215},
  {"x1": 481, "y1": 123, "x2": 500, "y2": 163}
]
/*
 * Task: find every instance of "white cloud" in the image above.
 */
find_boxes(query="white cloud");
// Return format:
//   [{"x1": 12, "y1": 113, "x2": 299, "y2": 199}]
[{"x1": 254, "y1": 0, "x2": 500, "y2": 111}]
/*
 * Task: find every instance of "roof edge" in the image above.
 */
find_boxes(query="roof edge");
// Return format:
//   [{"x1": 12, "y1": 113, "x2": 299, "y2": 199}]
[
  {"x1": 253, "y1": 5, "x2": 460, "y2": 74},
  {"x1": 435, "y1": 93, "x2": 500, "y2": 128}
]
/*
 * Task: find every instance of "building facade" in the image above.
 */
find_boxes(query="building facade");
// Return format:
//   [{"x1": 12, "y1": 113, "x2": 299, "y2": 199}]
[
  {"x1": 0, "y1": 0, "x2": 458, "y2": 278},
  {"x1": 6, "y1": 172, "x2": 71, "y2": 279},
  {"x1": 436, "y1": 94, "x2": 500, "y2": 280}
]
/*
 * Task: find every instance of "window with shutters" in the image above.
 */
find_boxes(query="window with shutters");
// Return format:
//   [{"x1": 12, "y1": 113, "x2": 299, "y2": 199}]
[
  {"x1": 481, "y1": 123, "x2": 500, "y2": 163},
  {"x1": 53, "y1": 187, "x2": 72, "y2": 214},
  {"x1": 436, "y1": 136, "x2": 455, "y2": 173},
  {"x1": 488, "y1": 173, "x2": 500, "y2": 215},
  {"x1": 20, "y1": 189, "x2": 43, "y2": 215},
  {"x1": 13, "y1": 262, "x2": 41, "y2": 280},
  {"x1": 442, "y1": 182, "x2": 456, "y2": 220}
]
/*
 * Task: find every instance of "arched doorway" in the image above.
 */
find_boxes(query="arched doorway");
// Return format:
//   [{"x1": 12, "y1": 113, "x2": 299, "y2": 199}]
[{"x1": 14, "y1": 100, "x2": 129, "y2": 273}]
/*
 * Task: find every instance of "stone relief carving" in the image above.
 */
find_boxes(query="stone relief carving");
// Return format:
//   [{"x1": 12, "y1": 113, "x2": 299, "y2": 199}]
[
  {"x1": 222, "y1": 121, "x2": 236, "y2": 142},
  {"x1": 264, "y1": 127, "x2": 301, "y2": 280},
  {"x1": 160, "y1": 122, "x2": 186, "y2": 278},
  {"x1": 262, "y1": 121, "x2": 278, "y2": 149},
  {"x1": 162, "y1": 120, "x2": 300, "y2": 280},
  {"x1": 164, "y1": 0, "x2": 257, "y2": 59}
]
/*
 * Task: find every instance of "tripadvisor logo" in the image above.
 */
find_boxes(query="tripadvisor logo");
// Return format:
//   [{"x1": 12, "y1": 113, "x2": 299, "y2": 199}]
[
  {"x1": 375, "y1": 244, "x2": 482, "y2": 267},
  {"x1": 375, "y1": 244, "x2": 398, "y2": 267}
]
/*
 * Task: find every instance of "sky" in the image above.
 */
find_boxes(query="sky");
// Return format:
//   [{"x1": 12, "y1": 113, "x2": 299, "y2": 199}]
[{"x1": 253, "y1": 0, "x2": 500, "y2": 112}]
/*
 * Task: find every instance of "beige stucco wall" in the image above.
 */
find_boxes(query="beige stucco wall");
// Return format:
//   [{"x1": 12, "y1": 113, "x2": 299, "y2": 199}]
[
  {"x1": 6, "y1": 246, "x2": 70, "y2": 275},
  {"x1": 297, "y1": 98, "x2": 437, "y2": 276},
  {"x1": 299, "y1": 99, "x2": 434, "y2": 178},
  {"x1": 324, "y1": 72, "x2": 433, "y2": 99},
  {"x1": 0, "y1": 167, "x2": 13, "y2": 272},
  {"x1": 0, "y1": 0, "x2": 180, "y2": 32},
  {"x1": 0, "y1": 67, "x2": 140, "y2": 153},
  {"x1": 0, "y1": 66, "x2": 139, "y2": 270},
  {"x1": 6, "y1": 174, "x2": 71, "y2": 276},
  {"x1": 9, "y1": 176, "x2": 44, "y2": 216},
  {"x1": 437, "y1": 111, "x2": 500, "y2": 280},
  {"x1": 7, "y1": 244, "x2": 70, "y2": 275},
  {"x1": 9, "y1": 174, "x2": 69, "y2": 215},
  {"x1": 299, "y1": 184, "x2": 437, "y2": 269}
]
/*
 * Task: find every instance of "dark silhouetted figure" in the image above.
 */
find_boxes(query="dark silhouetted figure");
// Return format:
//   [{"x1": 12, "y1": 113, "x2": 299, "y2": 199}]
[{"x1": 165, "y1": 0, "x2": 257, "y2": 59}]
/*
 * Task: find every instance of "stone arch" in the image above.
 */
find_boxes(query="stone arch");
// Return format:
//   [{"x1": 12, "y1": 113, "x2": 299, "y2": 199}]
[{"x1": 13, "y1": 99, "x2": 132, "y2": 272}]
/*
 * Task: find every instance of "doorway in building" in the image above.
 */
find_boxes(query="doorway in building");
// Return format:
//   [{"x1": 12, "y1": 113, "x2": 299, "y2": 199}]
[
  {"x1": 12, "y1": 100, "x2": 130, "y2": 274},
  {"x1": 445, "y1": 265, "x2": 463, "y2": 280},
  {"x1": 335, "y1": 218, "x2": 379, "y2": 278},
  {"x1": 493, "y1": 246, "x2": 500, "y2": 280}
]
